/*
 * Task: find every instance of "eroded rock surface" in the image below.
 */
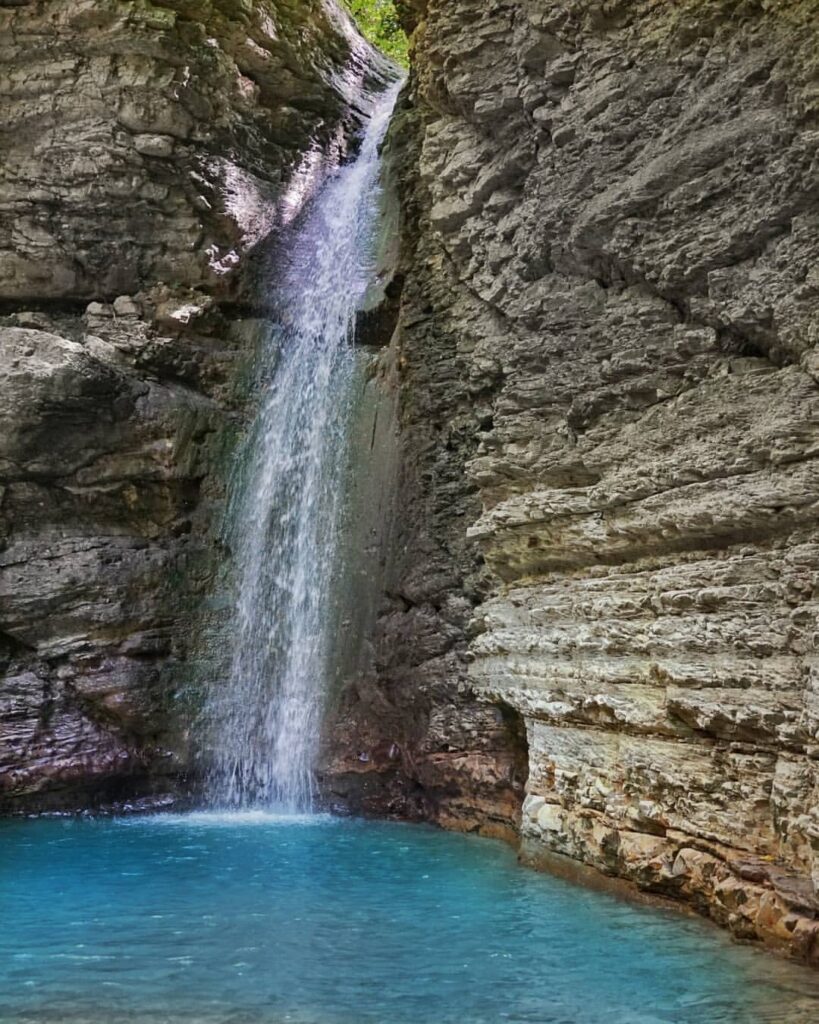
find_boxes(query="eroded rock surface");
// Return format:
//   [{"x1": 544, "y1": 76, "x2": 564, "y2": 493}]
[
  {"x1": 327, "y1": 0, "x2": 819, "y2": 961},
  {"x1": 0, "y1": 0, "x2": 389, "y2": 810}
]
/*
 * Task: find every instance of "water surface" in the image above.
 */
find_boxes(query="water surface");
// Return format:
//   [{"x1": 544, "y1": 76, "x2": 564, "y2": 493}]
[{"x1": 1, "y1": 815, "x2": 817, "y2": 1023}]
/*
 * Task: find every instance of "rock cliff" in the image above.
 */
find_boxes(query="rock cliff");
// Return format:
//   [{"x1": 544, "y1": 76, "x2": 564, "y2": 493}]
[
  {"x1": 326, "y1": 0, "x2": 819, "y2": 962},
  {"x1": 0, "y1": 0, "x2": 388, "y2": 810},
  {"x1": 3, "y1": 0, "x2": 819, "y2": 968}
]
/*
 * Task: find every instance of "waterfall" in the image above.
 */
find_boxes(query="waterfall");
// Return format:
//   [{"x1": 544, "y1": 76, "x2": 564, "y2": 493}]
[{"x1": 204, "y1": 81, "x2": 401, "y2": 812}]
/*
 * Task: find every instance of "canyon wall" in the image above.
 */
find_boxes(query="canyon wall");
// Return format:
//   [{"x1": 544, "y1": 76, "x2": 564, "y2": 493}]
[
  {"x1": 3, "y1": 0, "x2": 818, "y2": 968},
  {"x1": 327, "y1": 0, "x2": 819, "y2": 962},
  {"x1": 0, "y1": 0, "x2": 387, "y2": 810}
]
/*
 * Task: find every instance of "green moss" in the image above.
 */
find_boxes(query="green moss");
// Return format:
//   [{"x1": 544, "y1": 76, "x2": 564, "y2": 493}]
[
  {"x1": 345, "y1": 0, "x2": 408, "y2": 67},
  {"x1": 127, "y1": 0, "x2": 178, "y2": 30}
]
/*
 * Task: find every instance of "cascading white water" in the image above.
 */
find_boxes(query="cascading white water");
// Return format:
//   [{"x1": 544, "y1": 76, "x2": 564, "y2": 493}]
[{"x1": 204, "y1": 81, "x2": 401, "y2": 812}]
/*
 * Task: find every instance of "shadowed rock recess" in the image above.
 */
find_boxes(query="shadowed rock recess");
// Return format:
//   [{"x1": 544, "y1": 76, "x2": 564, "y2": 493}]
[
  {"x1": 0, "y1": 0, "x2": 391, "y2": 810},
  {"x1": 323, "y1": 0, "x2": 819, "y2": 963}
]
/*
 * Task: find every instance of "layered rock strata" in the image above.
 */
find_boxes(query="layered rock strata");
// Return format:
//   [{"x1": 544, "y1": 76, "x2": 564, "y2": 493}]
[
  {"x1": 327, "y1": 0, "x2": 819, "y2": 962},
  {"x1": 0, "y1": 0, "x2": 387, "y2": 810}
]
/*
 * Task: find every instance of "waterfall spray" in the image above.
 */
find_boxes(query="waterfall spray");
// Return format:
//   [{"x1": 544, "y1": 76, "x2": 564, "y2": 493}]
[{"x1": 204, "y1": 81, "x2": 401, "y2": 811}]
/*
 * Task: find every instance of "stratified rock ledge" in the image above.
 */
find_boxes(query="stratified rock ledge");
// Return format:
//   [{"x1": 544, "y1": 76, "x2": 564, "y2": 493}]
[{"x1": 325, "y1": 0, "x2": 819, "y2": 964}]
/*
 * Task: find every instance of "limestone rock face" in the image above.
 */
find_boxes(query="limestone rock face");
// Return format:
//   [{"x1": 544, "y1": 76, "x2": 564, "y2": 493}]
[
  {"x1": 328, "y1": 0, "x2": 819, "y2": 960},
  {"x1": 0, "y1": 0, "x2": 373, "y2": 302},
  {"x1": 0, "y1": 0, "x2": 387, "y2": 810}
]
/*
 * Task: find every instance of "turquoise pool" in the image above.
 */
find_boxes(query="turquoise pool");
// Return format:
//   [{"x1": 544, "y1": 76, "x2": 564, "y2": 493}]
[{"x1": 1, "y1": 814, "x2": 817, "y2": 1023}]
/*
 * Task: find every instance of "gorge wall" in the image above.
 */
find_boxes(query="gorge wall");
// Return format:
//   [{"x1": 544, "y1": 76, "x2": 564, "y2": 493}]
[
  {"x1": 2, "y1": 0, "x2": 819, "y2": 968},
  {"x1": 0, "y1": 0, "x2": 389, "y2": 810},
  {"x1": 325, "y1": 0, "x2": 819, "y2": 963}
]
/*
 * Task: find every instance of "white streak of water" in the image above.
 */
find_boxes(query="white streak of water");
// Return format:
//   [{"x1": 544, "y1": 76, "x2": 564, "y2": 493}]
[{"x1": 204, "y1": 81, "x2": 401, "y2": 812}]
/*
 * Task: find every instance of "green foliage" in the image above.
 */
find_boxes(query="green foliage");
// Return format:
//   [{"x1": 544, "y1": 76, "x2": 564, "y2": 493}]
[{"x1": 345, "y1": 0, "x2": 409, "y2": 67}]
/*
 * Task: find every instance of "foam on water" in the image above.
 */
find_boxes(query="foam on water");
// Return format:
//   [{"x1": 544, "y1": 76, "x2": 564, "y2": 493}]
[{"x1": 132, "y1": 811, "x2": 337, "y2": 828}]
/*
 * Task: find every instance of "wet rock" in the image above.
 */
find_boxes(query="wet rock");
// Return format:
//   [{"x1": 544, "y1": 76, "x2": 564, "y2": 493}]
[
  {"x1": 112, "y1": 295, "x2": 141, "y2": 318},
  {"x1": 133, "y1": 134, "x2": 175, "y2": 159}
]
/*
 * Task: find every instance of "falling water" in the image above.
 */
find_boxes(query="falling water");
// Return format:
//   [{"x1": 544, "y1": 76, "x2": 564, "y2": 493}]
[{"x1": 205, "y1": 81, "x2": 401, "y2": 811}]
